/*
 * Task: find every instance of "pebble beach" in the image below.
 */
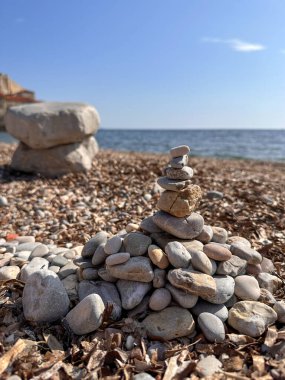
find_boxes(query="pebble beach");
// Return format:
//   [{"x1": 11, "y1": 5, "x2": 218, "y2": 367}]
[{"x1": 1, "y1": 142, "x2": 285, "y2": 379}]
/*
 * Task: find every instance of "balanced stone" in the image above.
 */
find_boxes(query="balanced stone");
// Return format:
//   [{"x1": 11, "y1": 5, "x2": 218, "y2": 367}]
[
  {"x1": 148, "y1": 244, "x2": 169, "y2": 269},
  {"x1": 107, "y1": 257, "x2": 154, "y2": 282},
  {"x1": 65, "y1": 294, "x2": 104, "y2": 335},
  {"x1": 257, "y1": 273, "x2": 282, "y2": 293},
  {"x1": 153, "y1": 211, "x2": 204, "y2": 239},
  {"x1": 142, "y1": 306, "x2": 195, "y2": 340},
  {"x1": 117, "y1": 280, "x2": 152, "y2": 310},
  {"x1": 211, "y1": 227, "x2": 228, "y2": 244},
  {"x1": 198, "y1": 312, "x2": 225, "y2": 343},
  {"x1": 105, "y1": 252, "x2": 130, "y2": 266},
  {"x1": 170, "y1": 145, "x2": 190, "y2": 158},
  {"x1": 234, "y1": 275, "x2": 261, "y2": 301},
  {"x1": 202, "y1": 275, "x2": 235, "y2": 304},
  {"x1": 169, "y1": 155, "x2": 188, "y2": 168},
  {"x1": 149, "y1": 288, "x2": 172, "y2": 311},
  {"x1": 92, "y1": 244, "x2": 108, "y2": 266},
  {"x1": 165, "y1": 241, "x2": 191, "y2": 268},
  {"x1": 157, "y1": 177, "x2": 191, "y2": 191},
  {"x1": 166, "y1": 283, "x2": 198, "y2": 308},
  {"x1": 168, "y1": 268, "x2": 216, "y2": 297},
  {"x1": 164, "y1": 166, "x2": 193, "y2": 180},
  {"x1": 230, "y1": 243, "x2": 262, "y2": 264},
  {"x1": 157, "y1": 185, "x2": 202, "y2": 217},
  {"x1": 190, "y1": 249, "x2": 217, "y2": 275},
  {"x1": 228, "y1": 301, "x2": 277, "y2": 337},
  {"x1": 197, "y1": 225, "x2": 213, "y2": 244},
  {"x1": 191, "y1": 300, "x2": 228, "y2": 322},
  {"x1": 203, "y1": 243, "x2": 232, "y2": 261},
  {"x1": 104, "y1": 236, "x2": 123, "y2": 255},
  {"x1": 123, "y1": 232, "x2": 152, "y2": 256},
  {"x1": 82, "y1": 232, "x2": 108, "y2": 258},
  {"x1": 140, "y1": 216, "x2": 163, "y2": 233},
  {"x1": 216, "y1": 255, "x2": 247, "y2": 277}
]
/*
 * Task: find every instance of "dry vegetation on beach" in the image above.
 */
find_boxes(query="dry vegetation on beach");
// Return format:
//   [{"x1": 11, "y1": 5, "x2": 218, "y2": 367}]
[{"x1": 1, "y1": 142, "x2": 285, "y2": 379}]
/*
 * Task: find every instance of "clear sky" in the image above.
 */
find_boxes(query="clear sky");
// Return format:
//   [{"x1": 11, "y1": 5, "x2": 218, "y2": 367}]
[{"x1": 1, "y1": 0, "x2": 285, "y2": 129}]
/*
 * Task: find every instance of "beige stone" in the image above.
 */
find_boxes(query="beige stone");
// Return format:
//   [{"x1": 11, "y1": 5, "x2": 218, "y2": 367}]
[{"x1": 148, "y1": 244, "x2": 169, "y2": 269}]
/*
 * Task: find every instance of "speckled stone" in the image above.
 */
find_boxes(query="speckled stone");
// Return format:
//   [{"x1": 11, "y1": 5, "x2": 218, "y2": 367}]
[
  {"x1": 169, "y1": 154, "x2": 188, "y2": 168},
  {"x1": 164, "y1": 166, "x2": 194, "y2": 180}
]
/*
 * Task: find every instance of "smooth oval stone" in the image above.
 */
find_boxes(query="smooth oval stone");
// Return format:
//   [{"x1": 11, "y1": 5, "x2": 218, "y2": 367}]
[
  {"x1": 65, "y1": 294, "x2": 105, "y2": 335},
  {"x1": 196, "y1": 355, "x2": 222, "y2": 377},
  {"x1": 168, "y1": 268, "x2": 216, "y2": 297},
  {"x1": 216, "y1": 255, "x2": 247, "y2": 277},
  {"x1": 170, "y1": 145, "x2": 190, "y2": 158},
  {"x1": 166, "y1": 283, "x2": 198, "y2": 308},
  {"x1": 234, "y1": 275, "x2": 261, "y2": 301},
  {"x1": 153, "y1": 211, "x2": 204, "y2": 240},
  {"x1": 153, "y1": 268, "x2": 166, "y2": 288},
  {"x1": 82, "y1": 268, "x2": 99, "y2": 280},
  {"x1": 148, "y1": 244, "x2": 169, "y2": 269},
  {"x1": 82, "y1": 232, "x2": 108, "y2": 258},
  {"x1": 123, "y1": 232, "x2": 152, "y2": 256},
  {"x1": 198, "y1": 312, "x2": 225, "y2": 342},
  {"x1": 157, "y1": 177, "x2": 191, "y2": 191},
  {"x1": 228, "y1": 301, "x2": 277, "y2": 337},
  {"x1": 22, "y1": 269, "x2": 70, "y2": 322},
  {"x1": 211, "y1": 227, "x2": 228, "y2": 244},
  {"x1": 202, "y1": 275, "x2": 235, "y2": 304},
  {"x1": 15, "y1": 236, "x2": 35, "y2": 244},
  {"x1": 227, "y1": 236, "x2": 251, "y2": 247},
  {"x1": 117, "y1": 280, "x2": 152, "y2": 310},
  {"x1": 196, "y1": 225, "x2": 213, "y2": 244},
  {"x1": 273, "y1": 301, "x2": 285, "y2": 323},
  {"x1": 92, "y1": 243, "x2": 108, "y2": 266},
  {"x1": 203, "y1": 243, "x2": 232, "y2": 261},
  {"x1": 142, "y1": 306, "x2": 195, "y2": 340},
  {"x1": 78, "y1": 280, "x2": 121, "y2": 320},
  {"x1": 191, "y1": 299, "x2": 228, "y2": 322},
  {"x1": 207, "y1": 191, "x2": 224, "y2": 200},
  {"x1": 230, "y1": 243, "x2": 262, "y2": 264},
  {"x1": 169, "y1": 154, "x2": 188, "y2": 168},
  {"x1": 165, "y1": 166, "x2": 193, "y2": 180},
  {"x1": 30, "y1": 244, "x2": 49, "y2": 258},
  {"x1": 165, "y1": 241, "x2": 191, "y2": 268},
  {"x1": 126, "y1": 223, "x2": 140, "y2": 233},
  {"x1": 149, "y1": 288, "x2": 172, "y2": 311},
  {"x1": 140, "y1": 216, "x2": 163, "y2": 233},
  {"x1": 257, "y1": 273, "x2": 282, "y2": 293},
  {"x1": 181, "y1": 239, "x2": 204, "y2": 252},
  {"x1": 0, "y1": 266, "x2": 20, "y2": 280},
  {"x1": 97, "y1": 268, "x2": 117, "y2": 282},
  {"x1": 107, "y1": 257, "x2": 154, "y2": 282},
  {"x1": 189, "y1": 249, "x2": 216, "y2": 275},
  {"x1": 157, "y1": 185, "x2": 202, "y2": 218},
  {"x1": 20, "y1": 257, "x2": 49, "y2": 282},
  {"x1": 51, "y1": 255, "x2": 69, "y2": 267},
  {"x1": 105, "y1": 252, "x2": 130, "y2": 266},
  {"x1": 104, "y1": 236, "x2": 123, "y2": 255},
  {"x1": 58, "y1": 261, "x2": 78, "y2": 279},
  {"x1": 16, "y1": 242, "x2": 41, "y2": 252}
]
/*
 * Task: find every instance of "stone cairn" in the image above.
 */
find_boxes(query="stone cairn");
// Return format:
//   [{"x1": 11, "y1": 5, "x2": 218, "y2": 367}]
[
  {"x1": 5, "y1": 102, "x2": 100, "y2": 176},
  {"x1": 1, "y1": 145, "x2": 284, "y2": 343}
]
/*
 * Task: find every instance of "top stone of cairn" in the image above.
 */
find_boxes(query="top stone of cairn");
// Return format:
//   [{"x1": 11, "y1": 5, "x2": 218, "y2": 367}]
[
  {"x1": 170, "y1": 145, "x2": 190, "y2": 158},
  {"x1": 5, "y1": 102, "x2": 100, "y2": 149}
]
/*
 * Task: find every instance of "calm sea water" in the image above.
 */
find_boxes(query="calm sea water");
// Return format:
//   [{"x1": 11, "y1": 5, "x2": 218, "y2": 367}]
[{"x1": 1, "y1": 129, "x2": 285, "y2": 162}]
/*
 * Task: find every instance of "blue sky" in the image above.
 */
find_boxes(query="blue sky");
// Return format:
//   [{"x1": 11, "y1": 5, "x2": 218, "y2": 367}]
[{"x1": 1, "y1": 0, "x2": 285, "y2": 129}]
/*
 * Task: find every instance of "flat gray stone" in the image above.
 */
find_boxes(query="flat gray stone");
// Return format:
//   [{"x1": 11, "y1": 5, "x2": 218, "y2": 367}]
[
  {"x1": 117, "y1": 280, "x2": 151, "y2": 310},
  {"x1": 82, "y1": 268, "x2": 99, "y2": 280},
  {"x1": 230, "y1": 243, "x2": 262, "y2": 264},
  {"x1": 82, "y1": 232, "x2": 108, "y2": 258},
  {"x1": 107, "y1": 257, "x2": 154, "y2": 282},
  {"x1": 16, "y1": 242, "x2": 41, "y2": 252},
  {"x1": 149, "y1": 288, "x2": 171, "y2": 311},
  {"x1": 104, "y1": 236, "x2": 123, "y2": 255},
  {"x1": 123, "y1": 232, "x2": 152, "y2": 256},
  {"x1": 191, "y1": 300, "x2": 228, "y2": 322},
  {"x1": 198, "y1": 312, "x2": 225, "y2": 342},
  {"x1": 30, "y1": 244, "x2": 49, "y2": 258},
  {"x1": 140, "y1": 216, "x2": 163, "y2": 233},
  {"x1": 201, "y1": 275, "x2": 235, "y2": 304},
  {"x1": 157, "y1": 177, "x2": 191, "y2": 191},
  {"x1": 58, "y1": 261, "x2": 78, "y2": 279},
  {"x1": 105, "y1": 252, "x2": 130, "y2": 266},
  {"x1": 169, "y1": 155, "x2": 188, "y2": 169},
  {"x1": 206, "y1": 191, "x2": 224, "y2": 200},
  {"x1": 164, "y1": 166, "x2": 193, "y2": 180},
  {"x1": 51, "y1": 255, "x2": 69, "y2": 267},
  {"x1": 92, "y1": 243, "x2": 108, "y2": 266},
  {"x1": 216, "y1": 255, "x2": 247, "y2": 277}
]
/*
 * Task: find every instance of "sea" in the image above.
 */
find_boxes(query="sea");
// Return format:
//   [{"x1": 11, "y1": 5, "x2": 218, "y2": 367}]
[{"x1": 1, "y1": 129, "x2": 285, "y2": 162}]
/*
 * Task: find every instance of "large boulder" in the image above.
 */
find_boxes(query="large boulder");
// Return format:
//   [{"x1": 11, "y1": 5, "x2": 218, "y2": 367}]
[
  {"x1": 5, "y1": 102, "x2": 100, "y2": 149},
  {"x1": 10, "y1": 136, "x2": 98, "y2": 176}
]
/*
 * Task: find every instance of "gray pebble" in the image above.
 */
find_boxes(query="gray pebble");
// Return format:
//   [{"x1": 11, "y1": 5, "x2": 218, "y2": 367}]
[
  {"x1": 123, "y1": 232, "x2": 152, "y2": 256},
  {"x1": 104, "y1": 235, "x2": 123, "y2": 255},
  {"x1": 198, "y1": 312, "x2": 225, "y2": 342},
  {"x1": 81, "y1": 232, "x2": 108, "y2": 258},
  {"x1": 201, "y1": 275, "x2": 235, "y2": 304},
  {"x1": 165, "y1": 241, "x2": 191, "y2": 268},
  {"x1": 166, "y1": 283, "x2": 198, "y2": 308},
  {"x1": 20, "y1": 257, "x2": 49, "y2": 282},
  {"x1": 191, "y1": 300, "x2": 228, "y2": 322},
  {"x1": 117, "y1": 280, "x2": 151, "y2": 310},
  {"x1": 30, "y1": 244, "x2": 49, "y2": 258}
]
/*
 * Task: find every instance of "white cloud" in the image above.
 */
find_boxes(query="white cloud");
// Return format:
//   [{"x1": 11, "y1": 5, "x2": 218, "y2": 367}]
[{"x1": 202, "y1": 37, "x2": 266, "y2": 52}]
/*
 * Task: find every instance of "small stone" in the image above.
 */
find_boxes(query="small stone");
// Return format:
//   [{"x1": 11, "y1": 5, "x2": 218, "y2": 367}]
[
  {"x1": 206, "y1": 191, "x2": 224, "y2": 200},
  {"x1": 98, "y1": 268, "x2": 117, "y2": 282},
  {"x1": 22, "y1": 269, "x2": 70, "y2": 322},
  {"x1": 191, "y1": 300, "x2": 228, "y2": 322},
  {"x1": 168, "y1": 268, "x2": 216, "y2": 297},
  {"x1": 216, "y1": 255, "x2": 247, "y2": 277},
  {"x1": 164, "y1": 166, "x2": 193, "y2": 180},
  {"x1": 211, "y1": 227, "x2": 228, "y2": 244},
  {"x1": 198, "y1": 312, "x2": 225, "y2": 342},
  {"x1": 261, "y1": 257, "x2": 275, "y2": 273},
  {"x1": 58, "y1": 262, "x2": 78, "y2": 279},
  {"x1": 202, "y1": 275, "x2": 235, "y2": 304},
  {"x1": 228, "y1": 301, "x2": 277, "y2": 337},
  {"x1": 61, "y1": 274, "x2": 78, "y2": 300},
  {"x1": 203, "y1": 243, "x2": 232, "y2": 261},
  {"x1": 65, "y1": 294, "x2": 105, "y2": 335},
  {"x1": 140, "y1": 216, "x2": 163, "y2": 233},
  {"x1": 82, "y1": 268, "x2": 98, "y2": 280},
  {"x1": 104, "y1": 235, "x2": 123, "y2": 255},
  {"x1": 123, "y1": 232, "x2": 152, "y2": 256},
  {"x1": 20, "y1": 257, "x2": 49, "y2": 282},
  {"x1": 105, "y1": 252, "x2": 130, "y2": 266},
  {"x1": 170, "y1": 145, "x2": 190, "y2": 158},
  {"x1": 51, "y1": 255, "x2": 69, "y2": 267},
  {"x1": 92, "y1": 243, "x2": 108, "y2": 266},
  {"x1": 15, "y1": 236, "x2": 35, "y2": 243},
  {"x1": 126, "y1": 223, "x2": 139, "y2": 233},
  {"x1": 64, "y1": 250, "x2": 77, "y2": 260},
  {"x1": 165, "y1": 241, "x2": 191, "y2": 268},
  {"x1": 157, "y1": 185, "x2": 202, "y2": 217},
  {"x1": 15, "y1": 251, "x2": 31, "y2": 260},
  {"x1": 257, "y1": 273, "x2": 282, "y2": 293},
  {"x1": 74, "y1": 257, "x2": 93, "y2": 269},
  {"x1": 153, "y1": 268, "x2": 166, "y2": 288},
  {"x1": 246, "y1": 263, "x2": 262, "y2": 275},
  {"x1": 149, "y1": 288, "x2": 171, "y2": 311},
  {"x1": 143, "y1": 193, "x2": 152, "y2": 201},
  {"x1": 81, "y1": 232, "x2": 108, "y2": 258},
  {"x1": 227, "y1": 236, "x2": 251, "y2": 247},
  {"x1": 196, "y1": 356, "x2": 222, "y2": 377},
  {"x1": 147, "y1": 342, "x2": 166, "y2": 361},
  {"x1": 16, "y1": 242, "x2": 41, "y2": 252},
  {"x1": 49, "y1": 265, "x2": 60, "y2": 274},
  {"x1": 230, "y1": 243, "x2": 262, "y2": 264},
  {"x1": 133, "y1": 373, "x2": 155, "y2": 380},
  {"x1": 234, "y1": 275, "x2": 261, "y2": 301},
  {"x1": 166, "y1": 283, "x2": 198, "y2": 308},
  {"x1": 181, "y1": 239, "x2": 204, "y2": 252},
  {"x1": 142, "y1": 306, "x2": 195, "y2": 340},
  {"x1": 196, "y1": 225, "x2": 213, "y2": 244},
  {"x1": 153, "y1": 211, "x2": 204, "y2": 240},
  {"x1": 0, "y1": 196, "x2": 9, "y2": 206},
  {"x1": 0, "y1": 266, "x2": 20, "y2": 280},
  {"x1": 125, "y1": 335, "x2": 135, "y2": 350},
  {"x1": 259, "y1": 288, "x2": 276, "y2": 306},
  {"x1": 117, "y1": 280, "x2": 151, "y2": 310},
  {"x1": 30, "y1": 244, "x2": 49, "y2": 258},
  {"x1": 107, "y1": 257, "x2": 154, "y2": 282},
  {"x1": 190, "y1": 249, "x2": 216, "y2": 275},
  {"x1": 273, "y1": 301, "x2": 285, "y2": 323},
  {"x1": 148, "y1": 244, "x2": 169, "y2": 269},
  {"x1": 169, "y1": 154, "x2": 188, "y2": 168},
  {"x1": 157, "y1": 177, "x2": 191, "y2": 191}
]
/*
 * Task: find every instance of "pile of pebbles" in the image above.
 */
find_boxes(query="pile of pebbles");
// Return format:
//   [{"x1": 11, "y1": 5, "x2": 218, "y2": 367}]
[{"x1": 1, "y1": 145, "x2": 284, "y2": 343}]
